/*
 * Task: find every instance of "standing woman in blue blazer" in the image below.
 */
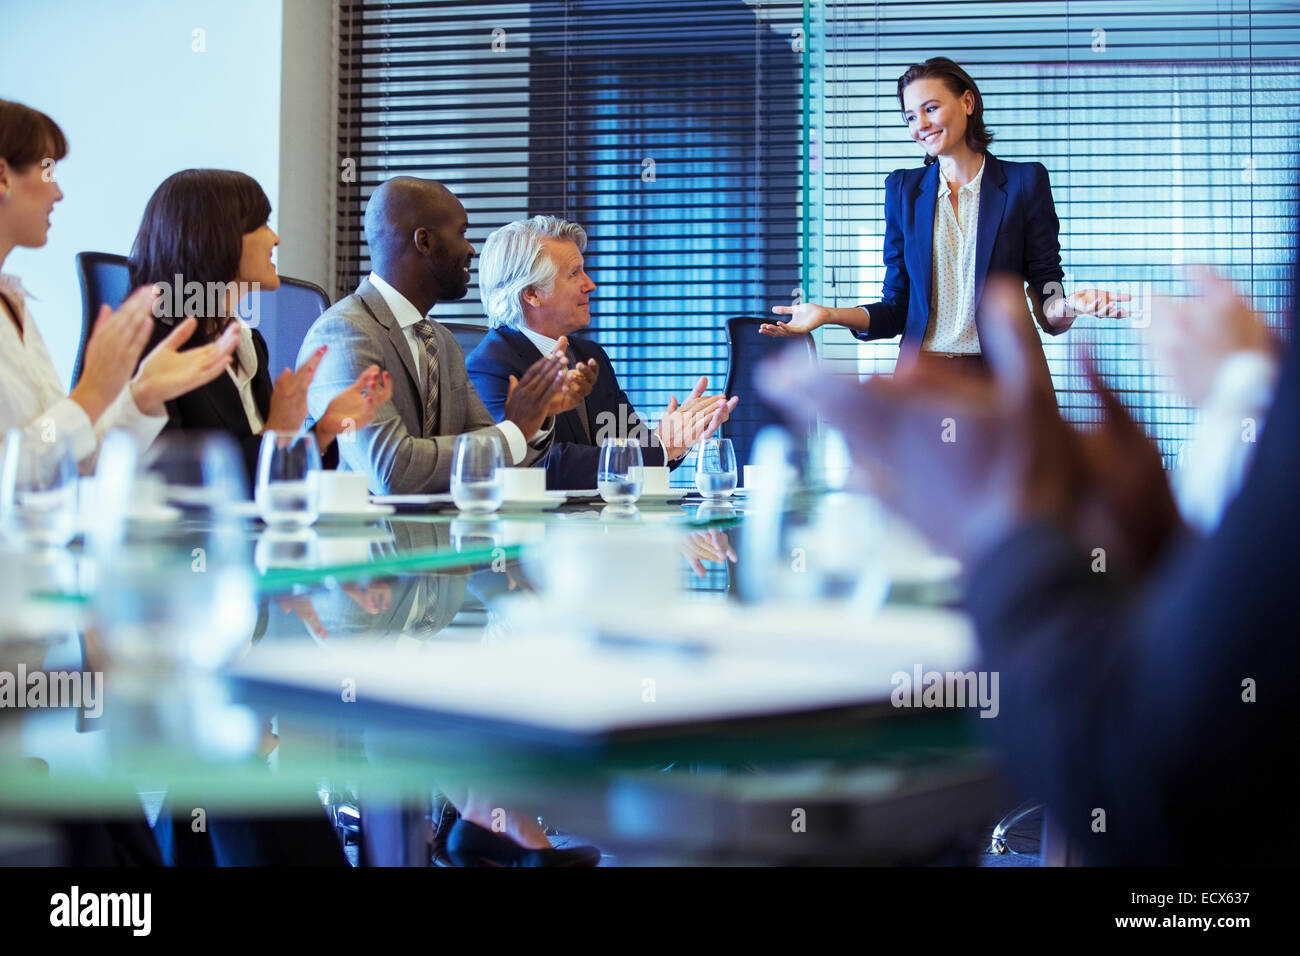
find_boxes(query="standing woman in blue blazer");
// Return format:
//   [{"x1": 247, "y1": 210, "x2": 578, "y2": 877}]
[{"x1": 762, "y1": 57, "x2": 1125, "y2": 376}]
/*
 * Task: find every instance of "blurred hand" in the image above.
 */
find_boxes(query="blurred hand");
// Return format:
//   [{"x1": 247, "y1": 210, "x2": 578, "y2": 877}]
[
  {"x1": 1148, "y1": 266, "x2": 1274, "y2": 405},
  {"x1": 277, "y1": 594, "x2": 329, "y2": 641},
  {"x1": 760, "y1": 302, "x2": 831, "y2": 338},
  {"x1": 70, "y1": 286, "x2": 158, "y2": 423},
  {"x1": 131, "y1": 317, "x2": 240, "y2": 416},
  {"x1": 264, "y1": 345, "x2": 327, "y2": 436},
  {"x1": 315, "y1": 365, "x2": 393, "y2": 450},
  {"x1": 758, "y1": 273, "x2": 1180, "y2": 572},
  {"x1": 655, "y1": 376, "x2": 739, "y2": 460},
  {"x1": 1043, "y1": 287, "x2": 1130, "y2": 333},
  {"x1": 342, "y1": 580, "x2": 393, "y2": 615},
  {"x1": 505, "y1": 350, "x2": 569, "y2": 438},
  {"x1": 680, "y1": 528, "x2": 738, "y2": 578}
]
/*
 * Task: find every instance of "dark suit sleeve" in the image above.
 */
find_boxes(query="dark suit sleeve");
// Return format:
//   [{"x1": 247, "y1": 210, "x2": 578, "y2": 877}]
[
  {"x1": 588, "y1": 344, "x2": 668, "y2": 467},
  {"x1": 468, "y1": 338, "x2": 665, "y2": 489},
  {"x1": 857, "y1": 168, "x2": 909, "y2": 342},
  {"x1": 464, "y1": 342, "x2": 511, "y2": 423},
  {"x1": 1023, "y1": 162, "x2": 1066, "y2": 334},
  {"x1": 965, "y1": 342, "x2": 1300, "y2": 864}
]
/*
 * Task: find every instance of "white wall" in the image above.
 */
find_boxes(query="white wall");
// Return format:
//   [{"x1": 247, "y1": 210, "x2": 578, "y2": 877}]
[{"x1": 0, "y1": 0, "x2": 297, "y2": 386}]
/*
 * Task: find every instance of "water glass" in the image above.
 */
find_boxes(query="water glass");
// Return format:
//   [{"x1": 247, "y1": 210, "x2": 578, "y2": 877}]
[
  {"x1": 451, "y1": 433, "x2": 504, "y2": 514},
  {"x1": 695, "y1": 437, "x2": 737, "y2": 499},
  {"x1": 0, "y1": 427, "x2": 79, "y2": 548},
  {"x1": 598, "y1": 437, "x2": 643, "y2": 505},
  {"x1": 256, "y1": 431, "x2": 322, "y2": 527}
]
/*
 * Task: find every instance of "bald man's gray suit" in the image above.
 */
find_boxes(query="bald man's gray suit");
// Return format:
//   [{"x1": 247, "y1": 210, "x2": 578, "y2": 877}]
[{"x1": 300, "y1": 278, "x2": 547, "y2": 494}]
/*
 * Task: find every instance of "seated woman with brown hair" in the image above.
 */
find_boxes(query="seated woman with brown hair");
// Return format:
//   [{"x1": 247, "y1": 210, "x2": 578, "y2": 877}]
[
  {"x1": 128, "y1": 168, "x2": 391, "y2": 481},
  {"x1": 0, "y1": 100, "x2": 238, "y2": 469}
]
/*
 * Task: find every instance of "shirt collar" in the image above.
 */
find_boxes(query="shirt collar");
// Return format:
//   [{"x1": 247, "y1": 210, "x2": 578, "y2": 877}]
[
  {"x1": 516, "y1": 322, "x2": 563, "y2": 357},
  {"x1": 937, "y1": 155, "x2": 987, "y2": 200},
  {"x1": 367, "y1": 271, "x2": 428, "y2": 330}
]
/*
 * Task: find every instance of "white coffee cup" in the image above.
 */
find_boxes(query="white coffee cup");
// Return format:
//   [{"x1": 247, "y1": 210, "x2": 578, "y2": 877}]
[
  {"x1": 522, "y1": 522, "x2": 679, "y2": 610},
  {"x1": 640, "y1": 466, "x2": 671, "y2": 495},
  {"x1": 311, "y1": 471, "x2": 371, "y2": 512},
  {"x1": 500, "y1": 467, "x2": 547, "y2": 500},
  {"x1": 743, "y1": 463, "x2": 796, "y2": 491}
]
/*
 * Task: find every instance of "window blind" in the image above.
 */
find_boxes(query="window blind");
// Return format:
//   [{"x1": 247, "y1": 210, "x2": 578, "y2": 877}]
[
  {"x1": 337, "y1": 0, "x2": 807, "y2": 480},
  {"x1": 807, "y1": 0, "x2": 1300, "y2": 460}
]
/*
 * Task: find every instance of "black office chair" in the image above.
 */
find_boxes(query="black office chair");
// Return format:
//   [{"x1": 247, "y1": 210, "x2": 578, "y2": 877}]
[
  {"x1": 251, "y1": 276, "x2": 331, "y2": 375},
  {"x1": 442, "y1": 321, "x2": 489, "y2": 357},
  {"x1": 73, "y1": 252, "x2": 131, "y2": 386},
  {"x1": 723, "y1": 316, "x2": 817, "y2": 470}
]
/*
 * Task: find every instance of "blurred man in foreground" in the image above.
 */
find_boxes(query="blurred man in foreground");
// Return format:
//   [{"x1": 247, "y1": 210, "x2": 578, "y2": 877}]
[{"x1": 760, "y1": 260, "x2": 1299, "y2": 864}]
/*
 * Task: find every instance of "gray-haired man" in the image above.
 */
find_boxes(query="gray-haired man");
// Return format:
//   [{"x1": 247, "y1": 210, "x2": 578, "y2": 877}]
[{"x1": 466, "y1": 215, "x2": 737, "y2": 489}]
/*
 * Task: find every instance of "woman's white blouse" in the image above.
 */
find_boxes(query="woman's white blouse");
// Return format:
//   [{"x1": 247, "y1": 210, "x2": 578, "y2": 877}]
[
  {"x1": 227, "y1": 319, "x2": 266, "y2": 433},
  {"x1": 0, "y1": 273, "x2": 166, "y2": 472}
]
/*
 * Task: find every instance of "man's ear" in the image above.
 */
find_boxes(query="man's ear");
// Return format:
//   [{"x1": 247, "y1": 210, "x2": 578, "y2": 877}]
[
  {"x1": 521, "y1": 284, "x2": 541, "y2": 309},
  {"x1": 0, "y1": 158, "x2": 10, "y2": 194},
  {"x1": 412, "y1": 226, "x2": 431, "y2": 255}
]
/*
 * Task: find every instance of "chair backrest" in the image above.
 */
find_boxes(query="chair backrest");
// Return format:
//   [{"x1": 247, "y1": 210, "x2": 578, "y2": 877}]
[
  {"x1": 441, "y1": 321, "x2": 489, "y2": 357},
  {"x1": 74, "y1": 252, "x2": 131, "y2": 386},
  {"x1": 252, "y1": 276, "x2": 331, "y2": 375},
  {"x1": 73, "y1": 254, "x2": 330, "y2": 383},
  {"x1": 722, "y1": 316, "x2": 817, "y2": 469}
]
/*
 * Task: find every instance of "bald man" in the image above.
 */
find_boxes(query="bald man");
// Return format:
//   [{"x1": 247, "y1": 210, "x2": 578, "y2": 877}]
[{"x1": 299, "y1": 177, "x2": 594, "y2": 493}]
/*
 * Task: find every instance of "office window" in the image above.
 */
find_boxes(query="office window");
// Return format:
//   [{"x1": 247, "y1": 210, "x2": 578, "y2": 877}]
[
  {"x1": 807, "y1": 0, "x2": 1300, "y2": 460},
  {"x1": 337, "y1": 0, "x2": 804, "y2": 474}
]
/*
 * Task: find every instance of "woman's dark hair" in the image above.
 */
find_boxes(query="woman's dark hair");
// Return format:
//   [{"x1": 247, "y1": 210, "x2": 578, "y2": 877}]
[
  {"x1": 897, "y1": 57, "x2": 994, "y2": 165},
  {"x1": 0, "y1": 99, "x2": 69, "y2": 171},
  {"x1": 128, "y1": 169, "x2": 271, "y2": 342}
]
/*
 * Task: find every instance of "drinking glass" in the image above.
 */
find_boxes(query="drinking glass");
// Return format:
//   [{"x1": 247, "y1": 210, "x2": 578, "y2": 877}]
[
  {"x1": 597, "y1": 437, "x2": 643, "y2": 505},
  {"x1": 0, "y1": 427, "x2": 78, "y2": 548},
  {"x1": 451, "y1": 433, "x2": 504, "y2": 514},
  {"x1": 90, "y1": 433, "x2": 258, "y2": 675},
  {"x1": 256, "y1": 431, "x2": 322, "y2": 527},
  {"x1": 695, "y1": 437, "x2": 737, "y2": 499}
]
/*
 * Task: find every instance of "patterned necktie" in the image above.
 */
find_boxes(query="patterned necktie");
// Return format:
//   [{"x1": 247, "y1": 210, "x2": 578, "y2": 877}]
[{"x1": 410, "y1": 320, "x2": 441, "y2": 438}]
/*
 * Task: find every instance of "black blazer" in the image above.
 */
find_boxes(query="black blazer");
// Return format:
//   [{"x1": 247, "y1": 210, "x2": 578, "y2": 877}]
[
  {"x1": 465, "y1": 325, "x2": 671, "y2": 490},
  {"x1": 144, "y1": 322, "x2": 336, "y2": 487}
]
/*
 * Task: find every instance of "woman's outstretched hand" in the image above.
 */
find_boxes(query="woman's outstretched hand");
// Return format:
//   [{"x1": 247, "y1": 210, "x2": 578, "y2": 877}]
[{"x1": 760, "y1": 302, "x2": 831, "y2": 337}]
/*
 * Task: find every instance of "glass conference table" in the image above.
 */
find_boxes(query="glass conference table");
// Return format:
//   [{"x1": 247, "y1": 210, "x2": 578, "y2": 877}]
[{"x1": 0, "y1": 488, "x2": 1011, "y2": 865}]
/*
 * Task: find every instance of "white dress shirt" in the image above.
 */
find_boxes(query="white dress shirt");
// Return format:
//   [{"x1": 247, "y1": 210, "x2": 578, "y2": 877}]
[
  {"x1": 367, "y1": 272, "x2": 532, "y2": 463},
  {"x1": 227, "y1": 319, "x2": 265, "y2": 433},
  {"x1": 922, "y1": 157, "x2": 985, "y2": 355},
  {"x1": 0, "y1": 273, "x2": 166, "y2": 473},
  {"x1": 1173, "y1": 349, "x2": 1278, "y2": 533}
]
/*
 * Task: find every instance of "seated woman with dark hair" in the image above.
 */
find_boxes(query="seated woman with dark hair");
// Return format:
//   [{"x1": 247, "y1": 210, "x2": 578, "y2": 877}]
[
  {"x1": 128, "y1": 169, "x2": 391, "y2": 481},
  {"x1": 0, "y1": 100, "x2": 239, "y2": 470}
]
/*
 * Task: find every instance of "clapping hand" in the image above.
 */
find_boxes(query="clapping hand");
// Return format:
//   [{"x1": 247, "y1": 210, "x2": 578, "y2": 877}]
[
  {"x1": 263, "y1": 345, "x2": 328, "y2": 436},
  {"x1": 505, "y1": 350, "x2": 570, "y2": 438},
  {"x1": 543, "y1": 336, "x2": 599, "y2": 416},
  {"x1": 131, "y1": 317, "x2": 240, "y2": 416},
  {"x1": 1148, "y1": 266, "x2": 1274, "y2": 405},
  {"x1": 655, "y1": 376, "x2": 739, "y2": 460},
  {"x1": 315, "y1": 365, "x2": 394, "y2": 450}
]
